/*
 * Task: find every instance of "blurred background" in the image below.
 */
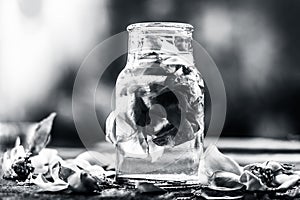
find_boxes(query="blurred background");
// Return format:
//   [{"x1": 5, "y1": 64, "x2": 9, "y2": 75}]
[{"x1": 0, "y1": 0, "x2": 299, "y2": 147}]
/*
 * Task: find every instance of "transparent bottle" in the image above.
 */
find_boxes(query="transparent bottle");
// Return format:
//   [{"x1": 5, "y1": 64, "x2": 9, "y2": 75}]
[{"x1": 113, "y1": 22, "x2": 204, "y2": 182}]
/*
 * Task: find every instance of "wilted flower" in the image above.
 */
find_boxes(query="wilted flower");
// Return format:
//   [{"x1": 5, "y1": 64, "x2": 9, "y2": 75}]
[{"x1": 1, "y1": 138, "x2": 29, "y2": 180}]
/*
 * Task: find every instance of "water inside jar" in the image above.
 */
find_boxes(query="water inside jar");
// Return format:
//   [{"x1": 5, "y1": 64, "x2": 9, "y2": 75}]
[{"x1": 109, "y1": 24, "x2": 205, "y2": 182}]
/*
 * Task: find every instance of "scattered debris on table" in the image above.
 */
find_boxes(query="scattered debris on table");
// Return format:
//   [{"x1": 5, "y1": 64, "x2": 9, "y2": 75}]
[{"x1": 1, "y1": 112, "x2": 300, "y2": 199}]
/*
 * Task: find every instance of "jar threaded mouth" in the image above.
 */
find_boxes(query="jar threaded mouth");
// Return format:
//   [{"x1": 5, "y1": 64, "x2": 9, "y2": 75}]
[{"x1": 127, "y1": 22, "x2": 194, "y2": 32}]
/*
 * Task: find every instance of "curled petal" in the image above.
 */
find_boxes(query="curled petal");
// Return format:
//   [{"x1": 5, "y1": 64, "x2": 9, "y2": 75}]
[
  {"x1": 264, "y1": 161, "x2": 284, "y2": 172},
  {"x1": 243, "y1": 163, "x2": 262, "y2": 171},
  {"x1": 31, "y1": 174, "x2": 68, "y2": 192},
  {"x1": 211, "y1": 171, "x2": 244, "y2": 189},
  {"x1": 68, "y1": 171, "x2": 100, "y2": 193},
  {"x1": 240, "y1": 171, "x2": 266, "y2": 191},
  {"x1": 76, "y1": 151, "x2": 115, "y2": 169},
  {"x1": 277, "y1": 175, "x2": 300, "y2": 190},
  {"x1": 274, "y1": 174, "x2": 291, "y2": 186},
  {"x1": 26, "y1": 113, "x2": 56, "y2": 156},
  {"x1": 85, "y1": 164, "x2": 106, "y2": 177},
  {"x1": 31, "y1": 148, "x2": 62, "y2": 174},
  {"x1": 204, "y1": 145, "x2": 242, "y2": 176}
]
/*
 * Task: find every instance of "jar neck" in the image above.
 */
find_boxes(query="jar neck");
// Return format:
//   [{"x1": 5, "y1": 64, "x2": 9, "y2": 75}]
[{"x1": 127, "y1": 29, "x2": 194, "y2": 65}]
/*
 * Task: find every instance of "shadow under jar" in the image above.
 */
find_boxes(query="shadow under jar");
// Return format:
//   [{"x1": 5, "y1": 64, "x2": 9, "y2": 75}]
[{"x1": 113, "y1": 22, "x2": 204, "y2": 183}]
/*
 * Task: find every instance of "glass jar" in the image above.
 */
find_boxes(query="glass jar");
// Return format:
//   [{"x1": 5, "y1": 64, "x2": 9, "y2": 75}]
[{"x1": 110, "y1": 22, "x2": 204, "y2": 182}]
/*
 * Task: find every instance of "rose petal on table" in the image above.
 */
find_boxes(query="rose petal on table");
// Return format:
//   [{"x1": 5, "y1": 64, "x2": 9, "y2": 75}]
[
  {"x1": 76, "y1": 151, "x2": 115, "y2": 169},
  {"x1": 204, "y1": 145, "x2": 242, "y2": 176},
  {"x1": 264, "y1": 161, "x2": 285, "y2": 172},
  {"x1": 30, "y1": 162, "x2": 69, "y2": 192},
  {"x1": 62, "y1": 158, "x2": 91, "y2": 172},
  {"x1": 85, "y1": 164, "x2": 106, "y2": 177},
  {"x1": 68, "y1": 171, "x2": 101, "y2": 193},
  {"x1": 273, "y1": 174, "x2": 291, "y2": 186},
  {"x1": 31, "y1": 148, "x2": 62, "y2": 174},
  {"x1": 243, "y1": 163, "x2": 262, "y2": 171},
  {"x1": 59, "y1": 164, "x2": 76, "y2": 182},
  {"x1": 277, "y1": 174, "x2": 300, "y2": 190},
  {"x1": 240, "y1": 171, "x2": 266, "y2": 191},
  {"x1": 211, "y1": 171, "x2": 245, "y2": 189},
  {"x1": 51, "y1": 162, "x2": 64, "y2": 180},
  {"x1": 83, "y1": 162, "x2": 115, "y2": 178},
  {"x1": 31, "y1": 173, "x2": 68, "y2": 192}
]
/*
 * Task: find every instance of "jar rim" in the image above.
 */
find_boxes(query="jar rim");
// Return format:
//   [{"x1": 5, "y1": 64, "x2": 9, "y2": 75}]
[{"x1": 127, "y1": 22, "x2": 194, "y2": 32}]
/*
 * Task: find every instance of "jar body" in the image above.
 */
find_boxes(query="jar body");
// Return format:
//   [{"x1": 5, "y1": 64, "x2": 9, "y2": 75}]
[{"x1": 114, "y1": 23, "x2": 204, "y2": 182}]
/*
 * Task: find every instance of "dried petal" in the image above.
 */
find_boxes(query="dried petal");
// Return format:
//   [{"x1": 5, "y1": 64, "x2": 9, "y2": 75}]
[
  {"x1": 85, "y1": 164, "x2": 106, "y2": 177},
  {"x1": 264, "y1": 161, "x2": 284, "y2": 172},
  {"x1": 59, "y1": 164, "x2": 76, "y2": 182},
  {"x1": 240, "y1": 171, "x2": 266, "y2": 191},
  {"x1": 75, "y1": 151, "x2": 116, "y2": 177},
  {"x1": 273, "y1": 174, "x2": 291, "y2": 186},
  {"x1": 2, "y1": 141, "x2": 27, "y2": 179},
  {"x1": 26, "y1": 113, "x2": 56, "y2": 156},
  {"x1": 30, "y1": 148, "x2": 62, "y2": 174},
  {"x1": 31, "y1": 173, "x2": 68, "y2": 192},
  {"x1": 211, "y1": 171, "x2": 244, "y2": 189},
  {"x1": 277, "y1": 175, "x2": 300, "y2": 190},
  {"x1": 204, "y1": 145, "x2": 242, "y2": 176},
  {"x1": 30, "y1": 161, "x2": 68, "y2": 192},
  {"x1": 68, "y1": 171, "x2": 100, "y2": 193},
  {"x1": 76, "y1": 151, "x2": 115, "y2": 169}
]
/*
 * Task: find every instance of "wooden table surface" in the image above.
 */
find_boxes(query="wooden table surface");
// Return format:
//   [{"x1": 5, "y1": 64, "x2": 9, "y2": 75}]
[{"x1": 1, "y1": 137, "x2": 300, "y2": 199}]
